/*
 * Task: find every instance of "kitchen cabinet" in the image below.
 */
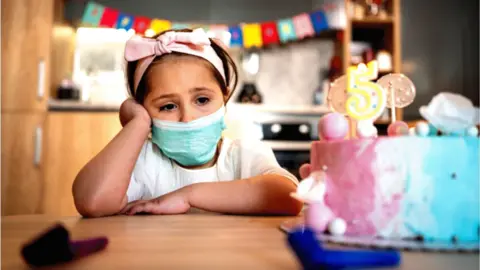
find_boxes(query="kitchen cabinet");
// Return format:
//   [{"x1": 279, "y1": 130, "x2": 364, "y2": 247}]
[
  {"x1": 1, "y1": 0, "x2": 54, "y2": 215},
  {"x1": 1, "y1": 0, "x2": 53, "y2": 111},
  {"x1": 1, "y1": 113, "x2": 46, "y2": 215},
  {"x1": 43, "y1": 112, "x2": 122, "y2": 216}
]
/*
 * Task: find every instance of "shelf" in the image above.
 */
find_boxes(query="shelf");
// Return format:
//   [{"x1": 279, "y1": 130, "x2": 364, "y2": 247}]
[
  {"x1": 375, "y1": 119, "x2": 391, "y2": 125},
  {"x1": 351, "y1": 17, "x2": 394, "y2": 28},
  {"x1": 228, "y1": 103, "x2": 331, "y2": 115}
]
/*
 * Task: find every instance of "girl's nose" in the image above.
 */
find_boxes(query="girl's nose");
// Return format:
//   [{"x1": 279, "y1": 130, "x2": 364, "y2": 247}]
[{"x1": 179, "y1": 106, "x2": 195, "y2": 123}]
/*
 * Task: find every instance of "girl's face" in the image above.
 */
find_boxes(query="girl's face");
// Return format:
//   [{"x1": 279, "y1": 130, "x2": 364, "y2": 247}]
[{"x1": 143, "y1": 55, "x2": 226, "y2": 122}]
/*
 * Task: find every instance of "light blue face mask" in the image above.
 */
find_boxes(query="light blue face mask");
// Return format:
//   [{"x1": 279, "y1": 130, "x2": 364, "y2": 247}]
[{"x1": 151, "y1": 106, "x2": 226, "y2": 167}]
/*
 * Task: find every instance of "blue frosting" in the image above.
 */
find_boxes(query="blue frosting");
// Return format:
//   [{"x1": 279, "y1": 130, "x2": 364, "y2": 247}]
[{"x1": 403, "y1": 137, "x2": 479, "y2": 242}]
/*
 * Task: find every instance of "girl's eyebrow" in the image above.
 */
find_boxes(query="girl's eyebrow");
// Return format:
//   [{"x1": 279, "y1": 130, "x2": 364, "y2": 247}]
[
  {"x1": 151, "y1": 87, "x2": 214, "y2": 102},
  {"x1": 151, "y1": 93, "x2": 177, "y2": 102},
  {"x1": 190, "y1": 87, "x2": 215, "y2": 93}
]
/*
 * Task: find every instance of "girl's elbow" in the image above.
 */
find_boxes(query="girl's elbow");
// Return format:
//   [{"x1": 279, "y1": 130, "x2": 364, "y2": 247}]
[
  {"x1": 72, "y1": 174, "x2": 110, "y2": 218},
  {"x1": 285, "y1": 198, "x2": 303, "y2": 216},
  {"x1": 72, "y1": 187, "x2": 103, "y2": 218}
]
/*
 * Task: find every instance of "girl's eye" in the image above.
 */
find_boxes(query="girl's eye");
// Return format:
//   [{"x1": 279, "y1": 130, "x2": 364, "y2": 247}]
[
  {"x1": 160, "y1": 103, "x2": 177, "y2": 111},
  {"x1": 196, "y1": 97, "x2": 210, "y2": 105}
]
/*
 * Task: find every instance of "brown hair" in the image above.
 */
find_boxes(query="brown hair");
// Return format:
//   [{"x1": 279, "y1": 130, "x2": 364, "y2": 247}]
[{"x1": 126, "y1": 29, "x2": 238, "y2": 104}]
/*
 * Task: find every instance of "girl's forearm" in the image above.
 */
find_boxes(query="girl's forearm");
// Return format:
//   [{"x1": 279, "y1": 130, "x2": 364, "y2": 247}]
[
  {"x1": 187, "y1": 174, "x2": 302, "y2": 215},
  {"x1": 72, "y1": 117, "x2": 150, "y2": 217}
]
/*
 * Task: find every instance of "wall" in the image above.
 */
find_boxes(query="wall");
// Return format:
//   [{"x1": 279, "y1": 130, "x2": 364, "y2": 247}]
[
  {"x1": 401, "y1": 0, "x2": 479, "y2": 119},
  {"x1": 65, "y1": 0, "x2": 479, "y2": 119},
  {"x1": 229, "y1": 40, "x2": 334, "y2": 106},
  {"x1": 66, "y1": 0, "x2": 315, "y2": 24}
]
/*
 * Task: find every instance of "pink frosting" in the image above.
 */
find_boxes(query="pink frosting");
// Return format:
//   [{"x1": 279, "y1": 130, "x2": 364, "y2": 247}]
[{"x1": 311, "y1": 138, "x2": 404, "y2": 236}]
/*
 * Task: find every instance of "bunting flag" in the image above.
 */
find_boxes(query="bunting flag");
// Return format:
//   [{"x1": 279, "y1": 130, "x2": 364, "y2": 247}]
[
  {"x1": 81, "y1": 2, "x2": 105, "y2": 26},
  {"x1": 81, "y1": 1, "x2": 338, "y2": 49},
  {"x1": 310, "y1": 10, "x2": 329, "y2": 34},
  {"x1": 277, "y1": 19, "x2": 297, "y2": 43},
  {"x1": 242, "y1": 24, "x2": 262, "y2": 48},
  {"x1": 261, "y1": 22, "x2": 280, "y2": 45},
  {"x1": 99, "y1": 7, "x2": 119, "y2": 27},
  {"x1": 293, "y1": 13, "x2": 315, "y2": 39},
  {"x1": 207, "y1": 25, "x2": 231, "y2": 47},
  {"x1": 229, "y1": 26, "x2": 243, "y2": 47},
  {"x1": 116, "y1": 13, "x2": 134, "y2": 30},
  {"x1": 171, "y1": 23, "x2": 191, "y2": 30},
  {"x1": 132, "y1": 16, "x2": 151, "y2": 34},
  {"x1": 207, "y1": 25, "x2": 228, "y2": 36},
  {"x1": 190, "y1": 24, "x2": 208, "y2": 32},
  {"x1": 150, "y1": 19, "x2": 171, "y2": 34}
]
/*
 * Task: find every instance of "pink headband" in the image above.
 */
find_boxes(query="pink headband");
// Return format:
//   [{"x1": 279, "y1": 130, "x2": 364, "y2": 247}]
[{"x1": 124, "y1": 28, "x2": 226, "y2": 93}]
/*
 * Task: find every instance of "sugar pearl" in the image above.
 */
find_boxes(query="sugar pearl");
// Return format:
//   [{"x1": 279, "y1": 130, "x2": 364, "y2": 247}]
[
  {"x1": 409, "y1": 127, "x2": 416, "y2": 136},
  {"x1": 305, "y1": 203, "x2": 335, "y2": 232},
  {"x1": 357, "y1": 122, "x2": 378, "y2": 138},
  {"x1": 415, "y1": 122, "x2": 430, "y2": 136},
  {"x1": 318, "y1": 113, "x2": 349, "y2": 141},
  {"x1": 328, "y1": 218, "x2": 347, "y2": 236},
  {"x1": 466, "y1": 126, "x2": 479, "y2": 137},
  {"x1": 387, "y1": 121, "x2": 409, "y2": 136}
]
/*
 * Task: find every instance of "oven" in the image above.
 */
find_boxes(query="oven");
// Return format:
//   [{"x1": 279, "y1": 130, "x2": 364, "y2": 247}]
[{"x1": 256, "y1": 114, "x2": 320, "y2": 180}]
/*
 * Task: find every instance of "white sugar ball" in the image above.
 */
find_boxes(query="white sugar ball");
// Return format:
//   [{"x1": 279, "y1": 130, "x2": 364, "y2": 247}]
[
  {"x1": 409, "y1": 127, "x2": 416, "y2": 136},
  {"x1": 357, "y1": 122, "x2": 378, "y2": 138},
  {"x1": 415, "y1": 122, "x2": 430, "y2": 137},
  {"x1": 466, "y1": 126, "x2": 479, "y2": 137},
  {"x1": 328, "y1": 218, "x2": 347, "y2": 236}
]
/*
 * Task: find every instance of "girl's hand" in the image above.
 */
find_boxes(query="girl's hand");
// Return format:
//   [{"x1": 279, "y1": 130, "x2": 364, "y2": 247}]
[
  {"x1": 299, "y1": 163, "x2": 312, "y2": 179},
  {"x1": 121, "y1": 186, "x2": 192, "y2": 215},
  {"x1": 119, "y1": 99, "x2": 151, "y2": 127}
]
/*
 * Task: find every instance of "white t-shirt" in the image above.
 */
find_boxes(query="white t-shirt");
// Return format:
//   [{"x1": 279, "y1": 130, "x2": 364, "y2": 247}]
[{"x1": 126, "y1": 138, "x2": 298, "y2": 202}]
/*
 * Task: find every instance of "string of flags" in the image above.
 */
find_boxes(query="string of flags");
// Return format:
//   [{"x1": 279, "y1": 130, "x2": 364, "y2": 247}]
[{"x1": 81, "y1": 1, "x2": 339, "y2": 48}]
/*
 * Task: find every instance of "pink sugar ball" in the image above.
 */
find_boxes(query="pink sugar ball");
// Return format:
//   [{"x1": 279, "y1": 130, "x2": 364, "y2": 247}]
[
  {"x1": 387, "y1": 121, "x2": 409, "y2": 136},
  {"x1": 318, "y1": 113, "x2": 349, "y2": 140},
  {"x1": 305, "y1": 202, "x2": 335, "y2": 232}
]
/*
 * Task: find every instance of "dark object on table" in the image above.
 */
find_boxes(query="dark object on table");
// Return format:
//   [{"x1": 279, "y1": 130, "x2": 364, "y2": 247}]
[
  {"x1": 236, "y1": 83, "x2": 263, "y2": 104},
  {"x1": 287, "y1": 227, "x2": 401, "y2": 269},
  {"x1": 57, "y1": 78, "x2": 80, "y2": 100},
  {"x1": 21, "y1": 223, "x2": 108, "y2": 267}
]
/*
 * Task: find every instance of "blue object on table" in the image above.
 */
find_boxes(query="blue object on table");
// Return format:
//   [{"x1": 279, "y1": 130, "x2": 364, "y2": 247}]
[{"x1": 287, "y1": 227, "x2": 401, "y2": 270}]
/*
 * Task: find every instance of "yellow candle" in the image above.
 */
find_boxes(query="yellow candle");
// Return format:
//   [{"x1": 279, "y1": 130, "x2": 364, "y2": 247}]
[{"x1": 345, "y1": 61, "x2": 386, "y2": 122}]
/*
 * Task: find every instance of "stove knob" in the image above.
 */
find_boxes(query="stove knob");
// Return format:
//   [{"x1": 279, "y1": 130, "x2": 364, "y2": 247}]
[
  {"x1": 271, "y1": 124, "x2": 282, "y2": 133},
  {"x1": 299, "y1": 124, "x2": 310, "y2": 134}
]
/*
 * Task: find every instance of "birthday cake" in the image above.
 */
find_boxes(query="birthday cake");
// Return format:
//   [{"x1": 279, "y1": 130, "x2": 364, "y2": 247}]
[
  {"x1": 292, "y1": 62, "x2": 480, "y2": 245},
  {"x1": 310, "y1": 135, "x2": 479, "y2": 242}
]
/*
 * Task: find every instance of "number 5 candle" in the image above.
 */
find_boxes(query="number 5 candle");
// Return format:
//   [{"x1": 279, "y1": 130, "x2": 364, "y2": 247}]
[{"x1": 346, "y1": 61, "x2": 387, "y2": 122}]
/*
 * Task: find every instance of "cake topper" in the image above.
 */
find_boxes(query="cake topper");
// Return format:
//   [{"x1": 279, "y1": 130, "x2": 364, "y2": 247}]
[
  {"x1": 328, "y1": 61, "x2": 418, "y2": 137},
  {"x1": 326, "y1": 75, "x2": 348, "y2": 114},
  {"x1": 345, "y1": 61, "x2": 386, "y2": 122},
  {"x1": 377, "y1": 73, "x2": 416, "y2": 117},
  {"x1": 419, "y1": 92, "x2": 480, "y2": 134}
]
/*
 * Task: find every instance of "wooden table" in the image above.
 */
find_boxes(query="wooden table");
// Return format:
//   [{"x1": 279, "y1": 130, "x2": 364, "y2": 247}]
[{"x1": 2, "y1": 213, "x2": 479, "y2": 269}]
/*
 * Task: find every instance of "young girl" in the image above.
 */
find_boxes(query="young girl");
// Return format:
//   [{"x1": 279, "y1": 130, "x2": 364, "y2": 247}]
[{"x1": 72, "y1": 28, "x2": 303, "y2": 217}]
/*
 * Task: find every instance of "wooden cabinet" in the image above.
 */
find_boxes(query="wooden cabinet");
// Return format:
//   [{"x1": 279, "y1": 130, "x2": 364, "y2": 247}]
[
  {"x1": 43, "y1": 112, "x2": 122, "y2": 216},
  {"x1": 1, "y1": 113, "x2": 46, "y2": 215},
  {"x1": 1, "y1": 0, "x2": 53, "y2": 111}
]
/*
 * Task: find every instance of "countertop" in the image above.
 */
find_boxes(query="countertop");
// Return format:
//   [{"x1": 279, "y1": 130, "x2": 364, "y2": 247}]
[
  {"x1": 48, "y1": 99, "x2": 121, "y2": 112},
  {"x1": 2, "y1": 213, "x2": 479, "y2": 269},
  {"x1": 48, "y1": 99, "x2": 331, "y2": 115}
]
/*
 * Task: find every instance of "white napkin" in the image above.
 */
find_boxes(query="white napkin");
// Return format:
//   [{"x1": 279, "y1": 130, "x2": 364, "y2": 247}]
[{"x1": 419, "y1": 92, "x2": 479, "y2": 133}]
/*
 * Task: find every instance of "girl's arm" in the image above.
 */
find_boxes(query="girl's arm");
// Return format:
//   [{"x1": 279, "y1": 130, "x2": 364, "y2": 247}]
[
  {"x1": 188, "y1": 174, "x2": 302, "y2": 215},
  {"x1": 72, "y1": 99, "x2": 151, "y2": 217},
  {"x1": 123, "y1": 174, "x2": 303, "y2": 216}
]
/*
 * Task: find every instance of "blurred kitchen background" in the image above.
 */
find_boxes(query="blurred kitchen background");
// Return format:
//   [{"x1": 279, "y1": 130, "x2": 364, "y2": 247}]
[{"x1": 2, "y1": 0, "x2": 478, "y2": 216}]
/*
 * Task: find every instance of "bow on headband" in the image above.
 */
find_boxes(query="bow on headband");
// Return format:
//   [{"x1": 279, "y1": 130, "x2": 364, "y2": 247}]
[{"x1": 124, "y1": 28, "x2": 226, "y2": 92}]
